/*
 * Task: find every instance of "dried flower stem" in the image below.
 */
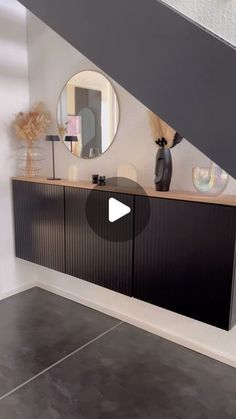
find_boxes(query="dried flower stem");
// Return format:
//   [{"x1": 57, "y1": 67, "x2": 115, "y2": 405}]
[
  {"x1": 148, "y1": 111, "x2": 179, "y2": 149},
  {"x1": 13, "y1": 102, "x2": 51, "y2": 144}
]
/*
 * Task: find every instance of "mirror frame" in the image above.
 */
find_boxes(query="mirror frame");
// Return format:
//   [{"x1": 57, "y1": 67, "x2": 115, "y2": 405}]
[{"x1": 57, "y1": 69, "x2": 120, "y2": 159}]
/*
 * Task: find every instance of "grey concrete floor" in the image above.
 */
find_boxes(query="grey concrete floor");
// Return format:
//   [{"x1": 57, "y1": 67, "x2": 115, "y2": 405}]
[{"x1": 0, "y1": 287, "x2": 235, "y2": 418}]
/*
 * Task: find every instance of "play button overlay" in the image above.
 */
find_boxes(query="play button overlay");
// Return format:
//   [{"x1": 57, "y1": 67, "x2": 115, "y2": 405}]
[
  {"x1": 85, "y1": 177, "x2": 150, "y2": 242},
  {"x1": 109, "y1": 198, "x2": 131, "y2": 223}
]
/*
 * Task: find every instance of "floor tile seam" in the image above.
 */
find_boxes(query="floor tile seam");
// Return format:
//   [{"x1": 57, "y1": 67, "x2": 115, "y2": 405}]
[{"x1": 0, "y1": 321, "x2": 124, "y2": 403}]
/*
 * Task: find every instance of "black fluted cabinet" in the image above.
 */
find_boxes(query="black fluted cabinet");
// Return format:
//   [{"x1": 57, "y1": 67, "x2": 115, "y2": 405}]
[
  {"x1": 134, "y1": 196, "x2": 236, "y2": 330},
  {"x1": 12, "y1": 180, "x2": 65, "y2": 273},
  {"x1": 12, "y1": 179, "x2": 236, "y2": 330},
  {"x1": 65, "y1": 187, "x2": 133, "y2": 295}
]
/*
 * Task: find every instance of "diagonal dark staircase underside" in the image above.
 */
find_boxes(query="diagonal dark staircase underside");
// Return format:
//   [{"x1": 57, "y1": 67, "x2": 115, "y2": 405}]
[{"x1": 19, "y1": 0, "x2": 236, "y2": 178}]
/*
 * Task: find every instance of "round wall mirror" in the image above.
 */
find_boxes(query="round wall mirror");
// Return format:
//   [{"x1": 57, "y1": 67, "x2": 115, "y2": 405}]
[{"x1": 57, "y1": 70, "x2": 119, "y2": 158}]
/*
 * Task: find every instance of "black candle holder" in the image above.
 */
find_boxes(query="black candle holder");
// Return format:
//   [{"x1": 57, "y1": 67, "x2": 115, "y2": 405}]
[
  {"x1": 92, "y1": 174, "x2": 99, "y2": 184},
  {"x1": 98, "y1": 176, "x2": 106, "y2": 186}
]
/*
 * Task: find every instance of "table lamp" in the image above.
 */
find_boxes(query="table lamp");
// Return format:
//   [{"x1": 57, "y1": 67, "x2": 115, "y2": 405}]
[
  {"x1": 46, "y1": 135, "x2": 61, "y2": 180},
  {"x1": 64, "y1": 135, "x2": 78, "y2": 153}
]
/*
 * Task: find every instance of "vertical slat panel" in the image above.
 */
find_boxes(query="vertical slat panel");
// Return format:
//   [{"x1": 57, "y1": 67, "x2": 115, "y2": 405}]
[
  {"x1": 134, "y1": 196, "x2": 236, "y2": 330},
  {"x1": 12, "y1": 180, "x2": 65, "y2": 273},
  {"x1": 65, "y1": 187, "x2": 133, "y2": 296}
]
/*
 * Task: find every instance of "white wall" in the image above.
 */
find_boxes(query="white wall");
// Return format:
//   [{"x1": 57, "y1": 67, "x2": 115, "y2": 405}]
[
  {"x1": 0, "y1": 0, "x2": 36, "y2": 296},
  {"x1": 27, "y1": 11, "x2": 236, "y2": 194},
  {"x1": 163, "y1": 0, "x2": 236, "y2": 46}
]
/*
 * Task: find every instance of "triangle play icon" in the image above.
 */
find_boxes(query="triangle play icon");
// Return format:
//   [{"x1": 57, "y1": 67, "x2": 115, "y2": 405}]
[{"x1": 108, "y1": 198, "x2": 131, "y2": 223}]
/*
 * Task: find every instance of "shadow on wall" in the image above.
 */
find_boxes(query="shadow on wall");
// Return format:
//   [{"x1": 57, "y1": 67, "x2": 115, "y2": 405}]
[{"x1": 0, "y1": 2, "x2": 28, "y2": 79}]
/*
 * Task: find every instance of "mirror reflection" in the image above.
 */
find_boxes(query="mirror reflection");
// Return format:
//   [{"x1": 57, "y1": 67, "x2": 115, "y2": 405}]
[{"x1": 57, "y1": 71, "x2": 119, "y2": 158}]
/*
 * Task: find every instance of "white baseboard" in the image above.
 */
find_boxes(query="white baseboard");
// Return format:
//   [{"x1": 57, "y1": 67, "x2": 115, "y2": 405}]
[
  {"x1": 36, "y1": 280, "x2": 236, "y2": 369},
  {"x1": 0, "y1": 281, "x2": 37, "y2": 301}
]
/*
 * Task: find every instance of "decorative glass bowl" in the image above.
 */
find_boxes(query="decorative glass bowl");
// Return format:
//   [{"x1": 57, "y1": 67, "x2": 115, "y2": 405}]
[{"x1": 192, "y1": 163, "x2": 229, "y2": 196}]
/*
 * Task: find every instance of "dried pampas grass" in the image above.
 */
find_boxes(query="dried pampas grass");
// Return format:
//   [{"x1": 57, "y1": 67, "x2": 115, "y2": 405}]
[
  {"x1": 13, "y1": 103, "x2": 51, "y2": 144},
  {"x1": 148, "y1": 111, "x2": 183, "y2": 149}
]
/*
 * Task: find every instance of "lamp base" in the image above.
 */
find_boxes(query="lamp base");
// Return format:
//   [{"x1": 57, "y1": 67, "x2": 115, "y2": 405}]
[{"x1": 47, "y1": 177, "x2": 62, "y2": 181}]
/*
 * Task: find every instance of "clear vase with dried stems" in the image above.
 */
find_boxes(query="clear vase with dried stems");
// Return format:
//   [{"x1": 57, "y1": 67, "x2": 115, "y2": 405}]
[
  {"x1": 13, "y1": 103, "x2": 50, "y2": 177},
  {"x1": 16, "y1": 140, "x2": 46, "y2": 177},
  {"x1": 26, "y1": 141, "x2": 34, "y2": 177},
  {"x1": 26, "y1": 140, "x2": 45, "y2": 177}
]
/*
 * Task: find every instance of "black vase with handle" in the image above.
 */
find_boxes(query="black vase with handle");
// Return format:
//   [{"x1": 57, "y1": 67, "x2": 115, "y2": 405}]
[{"x1": 155, "y1": 138, "x2": 172, "y2": 191}]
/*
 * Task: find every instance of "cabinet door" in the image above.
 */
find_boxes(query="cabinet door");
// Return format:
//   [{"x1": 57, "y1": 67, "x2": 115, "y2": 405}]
[
  {"x1": 134, "y1": 196, "x2": 236, "y2": 330},
  {"x1": 65, "y1": 187, "x2": 133, "y2": 296},
  {"x1": 12, "y1": 180, "x2": 65, "y2": 272}
]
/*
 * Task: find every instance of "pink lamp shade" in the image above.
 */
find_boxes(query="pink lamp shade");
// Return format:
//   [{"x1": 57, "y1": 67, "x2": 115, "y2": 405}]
[{"x1": 67, "y1": 115, "x2": 81, "y2": 136}]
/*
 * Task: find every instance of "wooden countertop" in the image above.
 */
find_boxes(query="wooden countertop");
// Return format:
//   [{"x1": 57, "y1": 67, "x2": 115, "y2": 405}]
[{"x1": 12, "y1": 176, "x2": 236, "y2": 207}]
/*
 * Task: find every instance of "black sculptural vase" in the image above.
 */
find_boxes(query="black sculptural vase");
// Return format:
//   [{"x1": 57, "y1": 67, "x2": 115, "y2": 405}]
[{"x1": 155, "y1": 148, "x2": 172, "y2": 191}]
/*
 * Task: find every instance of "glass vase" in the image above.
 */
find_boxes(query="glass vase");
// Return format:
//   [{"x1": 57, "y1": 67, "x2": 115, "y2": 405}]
[
  {"x1": 16, "y1": 141, "x2": 46, "y2": 177},
  {"x1": 192, "y1": 162, "x2": 229, "y2": 196}
]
